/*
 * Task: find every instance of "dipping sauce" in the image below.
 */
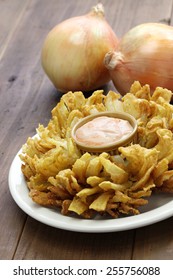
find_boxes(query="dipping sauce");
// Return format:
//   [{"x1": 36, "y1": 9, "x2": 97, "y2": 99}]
[{"x1": 75, "y1": 116, "x2": 133, "y2": 147}]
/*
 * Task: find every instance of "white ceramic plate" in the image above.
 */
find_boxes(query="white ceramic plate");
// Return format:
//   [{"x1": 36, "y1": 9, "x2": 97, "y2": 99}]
[{"x1": 9, "y1": 149, "x2": 173, "y2": 233}]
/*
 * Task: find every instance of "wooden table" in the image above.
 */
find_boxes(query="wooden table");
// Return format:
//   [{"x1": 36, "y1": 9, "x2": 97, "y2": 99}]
[{"x1": 1, "y1": 0, "x2": 173, "y2": 260}]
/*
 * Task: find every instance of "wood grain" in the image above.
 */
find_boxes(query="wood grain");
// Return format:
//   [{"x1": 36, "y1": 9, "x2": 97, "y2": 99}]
[
  {"x1": 13, "y1": 218, "x2": 134, "y2": 260},
  {"x1": 0, "y1": 0, "x2": 29, "y2": 60},
  {"x1": 133, "y1": 217, "x2": 173, "y2": 260},
  {"x1": 1, "y1": 0, "x2": 173, "y2": 260}
]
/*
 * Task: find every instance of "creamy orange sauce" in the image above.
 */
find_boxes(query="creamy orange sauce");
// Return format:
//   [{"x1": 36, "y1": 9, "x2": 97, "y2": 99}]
[{"x1": 75, "y1": 116, "x2": 133, "y2": 146}]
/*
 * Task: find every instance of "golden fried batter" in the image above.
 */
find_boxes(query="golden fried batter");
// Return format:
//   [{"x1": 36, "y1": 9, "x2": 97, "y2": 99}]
[{"x1": 19, "y1": 82, "x2": 173, "y2": 218}]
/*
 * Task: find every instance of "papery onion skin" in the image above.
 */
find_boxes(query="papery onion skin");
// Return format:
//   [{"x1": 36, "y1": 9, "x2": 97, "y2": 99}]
[
  {"x1": 41, "y1": 4, "x2": 118, "y2": 92},
  {"x1": 104, "y1": 23, "x2": 173, "y2": 95}
]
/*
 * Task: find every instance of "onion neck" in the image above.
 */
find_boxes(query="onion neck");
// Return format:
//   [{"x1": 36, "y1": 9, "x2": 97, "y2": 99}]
[
  {"x1": 90, "y1": 3, "x2": 105, "y2": 17},
  {"x1": 104, "y1": 51, "x2": 124, "y2": 70}
]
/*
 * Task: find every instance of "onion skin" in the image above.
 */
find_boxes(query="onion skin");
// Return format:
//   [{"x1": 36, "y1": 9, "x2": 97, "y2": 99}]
[
  {"x1": 104, "y1": 23, "x2": 173, "y2": 95},
  {"x1": 41, "y1": 4, "x2": 118, "y2": 92}
]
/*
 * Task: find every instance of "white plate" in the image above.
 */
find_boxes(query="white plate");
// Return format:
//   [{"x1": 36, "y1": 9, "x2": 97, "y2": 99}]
[{"x1": 8, "y1": 149, "x2": 173, "y2": 233}]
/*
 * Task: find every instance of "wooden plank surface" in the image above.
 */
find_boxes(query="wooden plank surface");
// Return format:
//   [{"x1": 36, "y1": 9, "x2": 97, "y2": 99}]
[
  {"x1": 1, "y1": 0, "x2": 173, "y2": 260},
  {"x1": 133, "y1": 217, "x2": 173, "y2": 260},
  {"x1": 13, "y1": 218, "x2": 134, "y2": 260},
  {"x1": 0, "y1": 0, "x2": 29, "y2": 60}
]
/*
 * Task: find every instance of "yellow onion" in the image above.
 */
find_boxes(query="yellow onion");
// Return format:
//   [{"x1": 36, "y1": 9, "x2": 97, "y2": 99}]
[
  {"x1": 104, "y1": 23, "x2": 173, "y2": 95},
  {"x1": 41, "y1": 3, "x2": 118, "y2": 92}
]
